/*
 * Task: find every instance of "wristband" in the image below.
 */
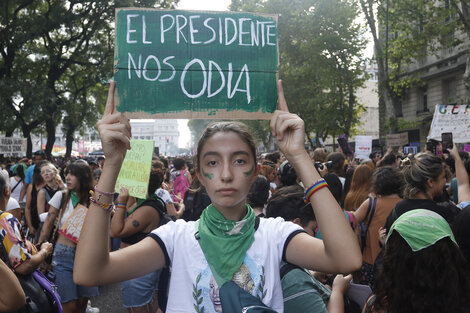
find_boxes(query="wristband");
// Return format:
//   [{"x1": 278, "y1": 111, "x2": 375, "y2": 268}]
[
  {"x1": 303, "y1": 179, "x2": 328, "y2": 203},
  {"x1": 94, "y1": 185, "x2": 114, "y2": 197},
  {"x1": 89, "y1": 194, "x2": 114, "y2": 212}
]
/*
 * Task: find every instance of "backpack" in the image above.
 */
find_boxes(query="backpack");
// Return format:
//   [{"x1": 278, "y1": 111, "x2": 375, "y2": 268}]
[
  {"x1": 360, "y1": 197, "x2": 377, "y2": 252},
  {"x1": 171, "y1": 170, "x2": 190, "y2": 202}
]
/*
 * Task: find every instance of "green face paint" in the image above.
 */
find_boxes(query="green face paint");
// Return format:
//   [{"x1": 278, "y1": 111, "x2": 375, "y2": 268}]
[
  {"x1": 202, "y1": 169, "x2": 214, "y2": 180},
  {"x1": 244, "y1": 165, "x2": 255, "y2": 176}
]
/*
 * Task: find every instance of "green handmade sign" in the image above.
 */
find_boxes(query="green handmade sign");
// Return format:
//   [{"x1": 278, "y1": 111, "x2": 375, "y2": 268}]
[
  {"x1": 116, "y1": 139, "x2": 154, "y2": 199},
  {"x1": 114, "y1": 8, "x2": 278, "y2": 119}
]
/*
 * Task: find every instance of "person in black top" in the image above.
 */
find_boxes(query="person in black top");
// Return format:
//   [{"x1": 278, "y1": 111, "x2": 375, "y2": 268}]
[{"x1": 384, "y1": 152, "x2": 459, "y2": 232}]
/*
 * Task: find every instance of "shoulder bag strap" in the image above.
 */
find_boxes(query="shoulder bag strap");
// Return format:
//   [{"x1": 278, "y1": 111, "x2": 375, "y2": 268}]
[
  {"x1": 363, "y1": 196, "x2": 373, "y2": 222},
  {"x1": 51, "y1": 190, "x2": 67, "y2": 243},
  {"x1": 366, "y1": 197, "x2": 377, "y2": 228},
  {"x1": 11, "y1": 179, "x2": 21, "y2": 193}
]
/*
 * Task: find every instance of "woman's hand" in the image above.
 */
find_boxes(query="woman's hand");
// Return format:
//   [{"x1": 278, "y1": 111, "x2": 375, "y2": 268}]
[
  {"x1": 378, "y1": 227, "x2": 387, "y2": 246},
  {"x1": 449, "y1": 143, "x2": 460, "y2": 159},
  {"x1": 270, "y1": 80, "x2": 306, "y2": 160},
  {"x1": 40, "y1": 242, "x2": 53, "y2": 257},
  {"x1": 96, "y1": 82, "x2": 132, "y2": 167},
  {"x1": 116, "y1": 187, "x2": 129, "y2": 204}
]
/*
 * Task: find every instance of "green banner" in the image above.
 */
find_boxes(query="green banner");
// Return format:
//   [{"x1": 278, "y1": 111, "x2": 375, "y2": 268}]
[
  {"x1": 116, "y1": 139, "x2": 154, "y2": 199},
  {"x1": 114, "y1": 8, "x2": 278, "y2": 119}
]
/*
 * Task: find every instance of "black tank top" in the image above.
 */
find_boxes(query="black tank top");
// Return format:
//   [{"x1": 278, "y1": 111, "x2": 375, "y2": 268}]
[{"x1": 121, "y1": 198, "x2": 166, "y2": 245}]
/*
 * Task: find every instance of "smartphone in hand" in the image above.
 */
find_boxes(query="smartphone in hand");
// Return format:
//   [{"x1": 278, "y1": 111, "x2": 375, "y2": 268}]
[{"x1": 441, "y1": 132, "x2": 453, "y2": 153}]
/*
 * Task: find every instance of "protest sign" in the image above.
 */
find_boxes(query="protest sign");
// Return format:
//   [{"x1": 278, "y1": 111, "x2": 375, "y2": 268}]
[
  {"x1": 355, "y1": 136, "x2": 372, "y2": 159},
  {"x1": 0, "y1": 137, "x2": 25, "y2": 155},
  {"x1": 116, "y1": 139, "x2": 154, "y2": 199},
  {"x1": 386, "y1": 133, "x2": 408, "y2": 147},
  {"x1": 428, "y1": 104, "x2": 470, "y2": 143},
  {"x1": 114, "y1": 8, "x2": 279, "y2": 119}
]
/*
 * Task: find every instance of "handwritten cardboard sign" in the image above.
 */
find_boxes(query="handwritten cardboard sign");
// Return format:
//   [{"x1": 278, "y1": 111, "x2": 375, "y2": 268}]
[
  {"x1": 114, "y1": 8, "x2": 279, "y2": 119},
  {"x1": 355, "y1": 136, "x2": 372, "y2": 159},
  {"x1": 386, "y1": 132, "x2": 408, "y2": 147},
  {"x1": 116, "y1": 139, "x2": 154, "y2": 199},
  {"x1": 428, "y1": 104, "x2": 470, "y2": 143},
  {"x1": 0, "y1": 137, "x2": 25, "y2": 154},
  {"x1": 58, "y1": 204, "x2": 88, "y2": 244}
]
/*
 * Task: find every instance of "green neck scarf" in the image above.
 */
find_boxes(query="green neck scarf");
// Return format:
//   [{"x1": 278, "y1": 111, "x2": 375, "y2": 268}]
[
  {"x1": 129, "y1": 194, "x2": 158, "y2": 215},
  {"x1": 198, "y1": 204, "x2": 255, "y2": 287},
  {"x1": 70, "y1": 190, "x2": 79, "y2": 208}
]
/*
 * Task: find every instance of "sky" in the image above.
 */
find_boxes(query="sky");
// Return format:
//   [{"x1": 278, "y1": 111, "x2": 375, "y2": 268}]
[{"x1": 175, "y1": 0, "x2": 374, "y2": 149}]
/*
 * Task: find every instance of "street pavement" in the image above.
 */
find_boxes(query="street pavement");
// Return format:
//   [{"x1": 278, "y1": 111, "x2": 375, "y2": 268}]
[{"x1": 90, "y1": 283, "x2": 127, "y2": 313}]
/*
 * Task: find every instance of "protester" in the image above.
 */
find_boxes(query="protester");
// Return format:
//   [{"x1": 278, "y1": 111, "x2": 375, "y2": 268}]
[
  {"x1": 182, "y1": 176, "x2": 211, "y2": 222},
  {"x1": 111, "y1": 174, "x2": 167, "y2": 313},
  {"x1": 352, "y1": 166, "x2": 404, "y2": 285},
  {"x1": 343, "y1": 165, "x2": 373, "y2": 212},
  {"x1": 260, "y1": 161, "x2": 277, "y2": 193},
  {"x1": 364, "y1": 210, "x2": 470, "y2": 313},
  {"x1": 152, "y1": 160, "x2": 183, "y2": 219},
  {"x1": 170, "y1": 157, "x2": 191, "y2": 203},
  {"x1": 36, "y1": 162, "x2": 63, "y2": 233},
  {"x1": 74, "y1": 81, "x2": 362, "y2": 313},
  {"x1": 312, "y1": 147, "x2": 329, "y2": 164},
  {"x1": 24, "y1": 160, "x2": 48, "y2": 240},
  {"x1": 247, "y1": 175, "x2": 270, "y2": 217},
  {"x1": 449, "y1": 144, "x2": 470, "y2": 208},
  {"x1": 384, "y1": 152, "x2": 459, "y2": 232},
  {"x1": 266, "y1": 185, "x2": 352, "y2": 313},
  {"x1": 10, "y1": 162, "x2": 27, "y2": 204},
  {"x1": 38, "y1": 161, "x2": 98, "y2": 313},
  {"x1": 327, "y1": 152, "x2": 346, "y2": 187},
  {"x1": 0, "y1": 258, "x2": 26, "y2": 312},
  {"x1": 277, "y1": 160, "x2": 298, "y2": 187},
  {"x1": 24, "y1": 150, "x2": 47, "y2": 188}
]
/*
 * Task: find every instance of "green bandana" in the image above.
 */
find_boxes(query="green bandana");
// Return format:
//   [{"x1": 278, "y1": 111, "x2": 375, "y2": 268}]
[
  {"x1": 198, "y1": 204, "x2": 255, "y2": 287},
  {"x1": 387, "y1": 209, "x2": 457, "y2": 252},
  {"x1": 129, "y1": 194, "x2": 159, "y2": 215},
  {"x1": 70, "y1": 190, "x2": 79, "y2": 208}
]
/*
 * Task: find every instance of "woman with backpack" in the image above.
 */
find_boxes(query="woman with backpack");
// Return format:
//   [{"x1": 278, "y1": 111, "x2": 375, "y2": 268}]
[
  {"x1": 38, "y1": 161, "x2": 98, "y2": 313},
  {"x1": 351, "y1": 166, "x2": 404, "y2": 286},
  {"x1": 111, "y1": 171, "x2": 168, "y2": 313},
  {"x1": 75, "y1": 81, "x2": 362, "y2": 312}
]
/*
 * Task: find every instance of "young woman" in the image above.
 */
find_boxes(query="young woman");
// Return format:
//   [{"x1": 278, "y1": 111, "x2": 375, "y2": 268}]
[
  {"x1": 38, "y1": 161, "x2": 97, "y2": 313},
  {"x1": 10, "y1": 162, "x2": 27, "y2": 204},
  {"x1": 364, "y1": 209, "x2": 470, "y2": 313},
  {"x1": 352, "y1": 166, "x2": 404, "y2": 285},
  {"x1": 343, "y1": 164, "x2": 373, "y2": 212},
  {"x1": 110, "y1": 171, "x2": 168, "y2": 313},
  {"x1": 36, "y1": 162, "x2": 63, "y2": 230},
  {"x1": 24, "y1": 160, "x2": 48, "y2": 240},
  {"x1": 74, "y1": 81, "x2": 362, "y2": 313}
]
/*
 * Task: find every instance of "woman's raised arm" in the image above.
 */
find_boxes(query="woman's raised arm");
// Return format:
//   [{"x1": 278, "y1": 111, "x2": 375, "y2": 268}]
[
  {"x1": 272, "y1": 80, "x2": 362, "y2": 274},
  {"x1": 74, "y1": 82, "x2": 166, "y2": 286}
]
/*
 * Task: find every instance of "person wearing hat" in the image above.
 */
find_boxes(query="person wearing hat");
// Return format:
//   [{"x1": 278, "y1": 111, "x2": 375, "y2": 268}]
[{"x1": 364, "y1": 209, "x2": 470, "y2": 313}]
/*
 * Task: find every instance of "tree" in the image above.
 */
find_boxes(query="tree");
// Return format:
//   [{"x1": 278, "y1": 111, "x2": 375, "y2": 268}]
[{"x1": 231, "y1": 0, "x2": 367, "y2": 148}]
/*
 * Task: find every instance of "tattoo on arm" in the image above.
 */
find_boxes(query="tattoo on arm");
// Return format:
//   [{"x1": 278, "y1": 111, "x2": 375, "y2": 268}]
[{"x1": 132, "y1": 220, "x2": 140, "y2": 228}]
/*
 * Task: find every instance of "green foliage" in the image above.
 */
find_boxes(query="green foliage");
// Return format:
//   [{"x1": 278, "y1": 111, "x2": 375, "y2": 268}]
[{"x1": 231, "y1": 0, "x2": 368, "y2": 142}]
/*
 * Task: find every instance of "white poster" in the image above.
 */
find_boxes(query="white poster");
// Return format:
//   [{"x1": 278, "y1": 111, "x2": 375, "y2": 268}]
[
  {"x1": 355, "y1": 136, "x2": 372, "y2": 159},
  {"x1": 428, "y1": 104, "x2": 470, "y2": 143},
  {"x1": 0, "y1": 137, "x2": 25, "y2": 155}
]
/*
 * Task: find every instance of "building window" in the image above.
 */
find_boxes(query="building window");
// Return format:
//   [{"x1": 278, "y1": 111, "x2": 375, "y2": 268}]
[
  {"x1": 442, "y1": 78, "x2": 456, "y2": 105},
  {"x1": 417, "y1": 85, "x2": 428, "y2": 113}
]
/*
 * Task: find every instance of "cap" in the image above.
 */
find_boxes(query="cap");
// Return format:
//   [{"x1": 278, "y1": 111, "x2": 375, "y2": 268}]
[{"x1": 386, "y1": 209, "x2": 457, "y2": 252}]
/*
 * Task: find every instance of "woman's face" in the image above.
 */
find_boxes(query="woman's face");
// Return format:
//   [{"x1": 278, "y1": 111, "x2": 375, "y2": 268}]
[
  {"x1": 197, "y1": 132, "x2": 258, "y2": 214},
  {"x1": 40, "y1": 165, "x2": 56, "y2": 183},
  {"x1": 66, "y1": 172, "x2": 79, "y2": 191}
]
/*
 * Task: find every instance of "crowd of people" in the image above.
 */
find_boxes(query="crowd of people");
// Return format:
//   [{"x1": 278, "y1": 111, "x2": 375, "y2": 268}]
[{"x1": 0, "y1": 80, "x2": 470, "y2": 313}]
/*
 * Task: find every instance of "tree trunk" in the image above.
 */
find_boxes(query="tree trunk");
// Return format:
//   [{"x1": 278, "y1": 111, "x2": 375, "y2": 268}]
[
  {"x1": 45, "y1": 118, "x2": 56, "y2": 159},
  {"x1": 345, "y1": 83, "x2": 355, "y2": 137},
  {"x1": 305, "y1": 128, "x2": 315, "y2": 151},
  {"x1": 65, "y1": 126, "x2": 74, "y2": 158},
  {"x1": 21, "y1": 127, "x2": 33, "y2": 158}
]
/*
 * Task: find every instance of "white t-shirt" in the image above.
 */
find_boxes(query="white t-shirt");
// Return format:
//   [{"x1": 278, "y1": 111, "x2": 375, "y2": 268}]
[
  {"x1": 48, "y1": 191, "x2": 74, "y2": 228},
  {"x1": 9, "y1": 177, "x2": 24, "y2": 202},
  {"x1": 6, "y1": 197, "x2": 20, "y2": 211},
  {"x1": 150, "y1": 217, "x2": 303, "y2": 313},
  {"x1": 155, "y1": 188, "x2": 173, "y2": 204}
]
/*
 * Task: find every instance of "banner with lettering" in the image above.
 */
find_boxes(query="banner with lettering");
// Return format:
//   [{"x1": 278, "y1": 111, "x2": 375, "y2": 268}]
[
  {"x1": 386, "y1": 132, "x2": 408, "y2": 147},
  {"x1": 0, "y1": 137, "x2": 25, "y2": 155},
  {"x1": 428, "y1": 104, "x2": 470, "y2": 143},
  {"x1": 116, "y1": 139, "x2": 154, "y2": 199},
  {"x1": 114, "y1": 8, "x2": 278, "y2": 119}
]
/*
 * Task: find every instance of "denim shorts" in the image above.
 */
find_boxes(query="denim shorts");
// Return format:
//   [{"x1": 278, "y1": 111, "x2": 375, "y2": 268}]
[
  {"x1": 52, "y1": 243, "x2": 99, "y2": 303},
  {"x1": 121, "y1": 269, "x2": 161, "y2": 308}
]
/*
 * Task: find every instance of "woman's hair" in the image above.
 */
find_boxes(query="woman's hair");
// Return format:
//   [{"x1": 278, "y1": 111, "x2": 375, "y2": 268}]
[
  {"x1": 372, "y1": 166, "x2": 404, "y2": 196},
  {"x1": 378, "y1": 153, "x2": 397, "y2": 167},
  {"x1": 312, "y1": 148, "x2": 329, "y2": 163},
  {"x1": 148, "y1": 171, "x2": 163, "y2": 196},
  {"x1": 195, "y1": 122, "x2": 256, "y2": 171},
  {"x1": 64, "y1": 161, "x2": 93, "y2": 205},
  {"x1": 452, "y1": 207, "x2": 470, "y2": 264},
  {"x1": 343, "y1": 165, "x2": 373, "y2": 211},
  {"x1": 247, "y1": 175, "x2": 270, "y2": 208},
  {"x1": 323, "y1": 173, "x2": 343, "y2": 204},
  {"x1": 13, "y1": 163, "x2": 26, "y2": 181},
  {"x1": 260, "y1": 164, "x2": 274, "y2": 181},
  {"x1": 32, "y1": 160, "x2": 50, "y2": 187},
  {"x1": 173, "y1": 158, "x2": 186, "y2": 171},
  {"x1": 401, "y1": 153, "x2": 444, "y2": 199},
  {"x1": 327, "y1": 152, "x2": 346, "y2": 176},
  {"x1": 266, "y1": 185, "x2": 315, "y2": 227},
  {"x1": 265, "y1": 151, "x2": 281, "y2": 164},
  {"x1": 372, "y1": 232, "x2": 470, "y2": 313},
  {"x1": 278, "y1": 161, "x2": 297, "y2": 187}
]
